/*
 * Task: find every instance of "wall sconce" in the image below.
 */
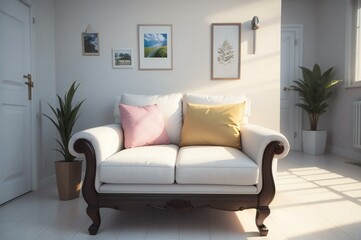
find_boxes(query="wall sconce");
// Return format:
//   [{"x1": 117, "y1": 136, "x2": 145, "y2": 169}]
[{"x1": 251, "y1": 16, "x2": 260, "y2": 54}]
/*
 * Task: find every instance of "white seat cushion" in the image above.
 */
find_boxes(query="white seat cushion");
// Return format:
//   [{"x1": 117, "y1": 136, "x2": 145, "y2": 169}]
[
  {"x1": 176, "y1": 146, "x2": 259, "y2": 185},
  {"x1": 100, "y1": 145, "x2": 179, "y2": 184}
]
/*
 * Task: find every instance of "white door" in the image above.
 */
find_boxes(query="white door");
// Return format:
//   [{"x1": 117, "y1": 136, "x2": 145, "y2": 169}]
[
  {"x1": 0, "y1": 0, "x2": 33, "y2": 204},
  {"x1": 281, "y1": 26, "x2": 302, "y2": 150}
]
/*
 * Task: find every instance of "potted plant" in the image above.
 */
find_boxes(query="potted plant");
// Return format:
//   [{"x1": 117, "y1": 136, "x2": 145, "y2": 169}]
[
  {"x1": 44, "y1": 81, "x2": 85, "y2": 200},
  {"x1": 291, "y1": 64, "x2": 341, "y2": 155}
]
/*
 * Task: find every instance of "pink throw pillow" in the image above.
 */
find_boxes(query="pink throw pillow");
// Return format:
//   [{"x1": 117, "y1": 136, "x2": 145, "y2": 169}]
[{"x1": 119, "y1": 104, "x2": 170, "y2": 148}]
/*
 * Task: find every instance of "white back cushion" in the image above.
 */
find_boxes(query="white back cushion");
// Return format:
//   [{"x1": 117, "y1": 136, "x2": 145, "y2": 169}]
[
  {"x1": 114, "y1": 93, "x2": 183, "y2": 144},
  {"x1": 183, "y1": 93, "x2": 251, "y2": 124}
]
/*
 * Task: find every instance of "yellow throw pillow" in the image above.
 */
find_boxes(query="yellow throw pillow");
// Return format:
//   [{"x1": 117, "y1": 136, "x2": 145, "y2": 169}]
[{"x1": 181, "y1": 102, "x2": 245, "y2": 148}]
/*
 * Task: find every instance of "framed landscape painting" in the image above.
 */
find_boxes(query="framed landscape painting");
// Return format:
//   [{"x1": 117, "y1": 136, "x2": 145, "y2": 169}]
[
  {"x1": 211, "y1": 23, "x2": 241, "y2": 80},
  {"x1": 82, "y1": 32, "x2": 100, "y2": 56},
  {"x1": 112, "y1": 48, "x2": 133, "y2": 68},
  {"x1": 138, "y1": 24, "x2": 173, "y2": 70}
]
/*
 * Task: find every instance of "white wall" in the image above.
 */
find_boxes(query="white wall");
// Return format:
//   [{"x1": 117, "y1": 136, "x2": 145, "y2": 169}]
[
  {"x1": 32, "y1": 0, "x2": 282, "y2": 182},
  {"x1": 53, "y1": 0, "x2": 282, "y2": 134},
  {"x1": 317, "y1": 0, "x2": 361, "y2": 160},
  {"x1": 281, "y1": 0, "x2": 317, "y2": 69},
  {"x1": 34, "y1": 0, "x2": 57, "y2": 183},
  {"x1": 33, "y1": 0, "x2": 360, "y2": 183},
  {"x1": 282, "y1": 0, "x2": 361, "y2": 160}
]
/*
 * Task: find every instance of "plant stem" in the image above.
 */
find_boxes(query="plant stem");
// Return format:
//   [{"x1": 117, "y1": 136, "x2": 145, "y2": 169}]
[{"x1": 309, "y1": 113, "x2": 319, "y2": 131}]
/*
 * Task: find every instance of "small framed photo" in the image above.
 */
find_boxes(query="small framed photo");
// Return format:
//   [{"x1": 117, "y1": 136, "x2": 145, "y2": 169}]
[
  {"x1": 211, "y1": 23, "x2": 241, "y2": 80},
  {"x1": 112, "y1": 48, "x2": 133, "y2": 68},
  {"x1": 138, "y1": 24, "x2": 173, "y2": 70},
  {"x1": 82, "y1": 32, "x2": 100, "y2": 56}
]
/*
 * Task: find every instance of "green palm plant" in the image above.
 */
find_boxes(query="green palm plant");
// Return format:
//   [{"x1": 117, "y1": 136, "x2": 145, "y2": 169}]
[
  {"x1": 291, "y1": 64, "x2": 341, "y2": 131},
  {"x1": 43, "y1": 81, "x2": 85, "y2": 161}
]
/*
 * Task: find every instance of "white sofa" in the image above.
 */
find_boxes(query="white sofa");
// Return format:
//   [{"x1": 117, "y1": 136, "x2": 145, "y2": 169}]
[{"x1": 69, "y1": 93, "x2": 289, "y2": 236}]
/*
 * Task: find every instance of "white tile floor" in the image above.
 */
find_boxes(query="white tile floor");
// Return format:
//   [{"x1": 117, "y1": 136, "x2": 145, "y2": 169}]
[{"x1": 1, "y1": 151, "x2": 361, "y2": 240}]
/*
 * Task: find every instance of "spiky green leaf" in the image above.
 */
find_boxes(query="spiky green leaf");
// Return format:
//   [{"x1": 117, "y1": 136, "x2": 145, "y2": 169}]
[{"x1": 42, "y1": 81, "x2": 85, "y2": 161}]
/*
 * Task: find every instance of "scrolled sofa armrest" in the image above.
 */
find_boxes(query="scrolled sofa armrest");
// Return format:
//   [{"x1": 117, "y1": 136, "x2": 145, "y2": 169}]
[
  {"x1": 241, "y1": 124, "x2": 289, "y2": 165},
  {"x1": 241, "y1": 124, "x2": 289, "y2": 236},
  {"x1": 69, "y1": 124, "x2": 124, "y2": 191},
  {"x1": 241, "y1": 124, "x2": 289, "y2": 196},
  {"x1": 69, "y1": 124, "x2": 123, "y2": 161}
]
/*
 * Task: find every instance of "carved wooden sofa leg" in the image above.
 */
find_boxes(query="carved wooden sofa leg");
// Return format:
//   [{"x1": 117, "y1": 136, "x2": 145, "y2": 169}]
[
  {"x1": 256, "y1": 206, "x2": 270, "y2": 236},
  {"x1": 254, "y1": 141, "x2": 284, "y2": 236},
  {"x1": 74, "y1": 139, "x2": 101, "y2": 235},
  {"x1": 86, "y1": 206, "x2": 101, "y2": 235}
]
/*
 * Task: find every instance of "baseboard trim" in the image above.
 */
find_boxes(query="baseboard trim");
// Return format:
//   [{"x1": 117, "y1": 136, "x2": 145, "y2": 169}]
[
  {"x1": 38, "y1": 175, "x2": 56, "y2": 190},
  {"x1": 328, "y1": 145, "x2": 361, "y2": 162},
  {"x1": 37, "y1": 171, "x2": 86, "y2": 191}
]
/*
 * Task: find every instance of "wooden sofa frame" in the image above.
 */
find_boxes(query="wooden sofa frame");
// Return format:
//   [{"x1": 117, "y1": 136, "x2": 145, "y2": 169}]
[{"x1": 74, "y1": 139, "x2": 285, "y2": 236}]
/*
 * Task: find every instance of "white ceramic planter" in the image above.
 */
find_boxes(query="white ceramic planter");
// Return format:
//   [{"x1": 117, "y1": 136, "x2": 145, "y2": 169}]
[{"x1": 302, "y1": 130, "x2": 327, "y2": 155}]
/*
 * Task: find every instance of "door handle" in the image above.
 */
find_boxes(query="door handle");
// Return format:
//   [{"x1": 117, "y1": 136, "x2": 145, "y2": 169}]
[{"x1": 23, "y1": 73, "x2": 34, "y2": 100}]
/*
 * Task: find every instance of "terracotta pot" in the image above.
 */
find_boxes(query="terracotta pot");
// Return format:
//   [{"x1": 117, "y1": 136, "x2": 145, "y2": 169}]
[{"x1": 55, "y1": 160, "x2": 82, "y2": 200}]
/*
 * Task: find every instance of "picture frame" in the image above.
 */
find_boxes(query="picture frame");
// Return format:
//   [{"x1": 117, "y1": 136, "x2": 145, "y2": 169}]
[
  {"x1": 211, "y1": 23, "x2": 241, "y2": 80},
  {"x1": 138, "y1": 24, "x2": 173, "y2": 70},
  {"x1": 112, "y1": 48, "x2": 133, "y2": 69},
  {"x1": 82, "y1": 32, "x2": 100, "y2": 56}
]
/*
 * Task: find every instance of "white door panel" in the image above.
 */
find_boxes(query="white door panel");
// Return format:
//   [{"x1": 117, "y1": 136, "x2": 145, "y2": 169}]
[
  {"x1": 281, "y1": 26, "x2": 302, "y2": 151},
  {"x1": 0, "y1": 0, "x2": 32, "y2": 205}
]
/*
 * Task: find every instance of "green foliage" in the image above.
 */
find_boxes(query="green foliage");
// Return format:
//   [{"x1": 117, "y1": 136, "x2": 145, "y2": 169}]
[
  {"x1": 144, "y1": 46, "x2": 167, "y2": 58},
  {"x1": 291, "y1": 64, "x2": 341, "y2": 131},
  {"x1": 43, "y1": 81, "x2": 85, "y2": 161},
  {"x1": 154, "y1": 47, "x2": 167, "y2": 58},
  {"x1": 144, "y1": 47, "x2": 157, "y2": 57}
]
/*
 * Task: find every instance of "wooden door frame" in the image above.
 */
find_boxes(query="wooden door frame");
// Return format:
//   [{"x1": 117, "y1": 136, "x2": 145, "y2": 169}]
[
  {"x1": 281, "y1": 24, "x2": 303, "y2": 151},
  {"x1": 20, "y1": 0, "x2": 37, "y2": 190}
]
